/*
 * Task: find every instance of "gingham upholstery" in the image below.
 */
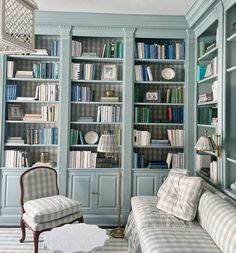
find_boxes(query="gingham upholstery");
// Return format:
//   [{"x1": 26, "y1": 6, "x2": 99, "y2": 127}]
[
  {"x1": 156, "y1": 173, "x2": 204, "y2": 221},
  {"x1": 139, "y1": 227, "x2": 221, "y2": 253},
  {"x1": 157, "y1": 168, "x2": 189, "y2": 197},
  {"x1": 197, "y1": 191, "x2": 236, "y2": 253},
  {"x1": 22, "y1": 167, "x2": 58, "y2": 203},
  {"x1": 24, "y1": 195, "x2": 81, "y2": 223},
  {"x1": 23, "y1": 212, "x2": 82, "y2": 231}
]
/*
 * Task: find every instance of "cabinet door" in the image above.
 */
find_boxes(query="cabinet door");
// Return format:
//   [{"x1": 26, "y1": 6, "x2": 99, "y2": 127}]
[
  {"x1": 95, "y1": 173, "x2": 118, "y2": 212},
  {"x1": 68, "y1": 173, "x2": 94, "y2": 212},
  {"x1": 132, "y1": 174, "x2": 158, "y2": 196},
  {"x1": 1, "y1": 171, "x2": 22, "y2": 214}
]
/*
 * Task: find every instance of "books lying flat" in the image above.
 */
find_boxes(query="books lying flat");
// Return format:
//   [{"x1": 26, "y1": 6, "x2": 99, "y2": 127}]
[
  {"x1": 33, "y1": 161, "x2": 56, "y2": 167},
  {"x1": 16, "y1": 97, "x2": 35, "y2": 101},
  {"x1": 78, "y1": 117, "x2": 94, "y2": 122},
  {"x1": 6, "y1": 137, "x2": 24, "y2": 144},
  {"x1": 30, "y1": 49, "x2": 48, "y2": 56},
  {"x1": 100, "y1": 97, "x2": 119, "y2": 102},
  {"x1": 15, "y1": 71, "x2": 33, "y2": 78},
  {"x1": 23, "y1": 114, "x2": 42, "y2": 121},
  {"x1": 148, "y1": 161, "x2": 168, "y2": 169}
]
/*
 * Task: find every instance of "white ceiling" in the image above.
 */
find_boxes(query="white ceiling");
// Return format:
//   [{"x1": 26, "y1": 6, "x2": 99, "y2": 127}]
[{"x1": 34, "y1": 0, "x2": 195, "y2": 16}]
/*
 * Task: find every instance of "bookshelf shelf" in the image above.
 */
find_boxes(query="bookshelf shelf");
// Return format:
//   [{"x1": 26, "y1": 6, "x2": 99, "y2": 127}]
[
  {"x1": 72, "y1": 56, "x2": 123, "y2": 63},
  {"x1": 7, "y1": 100, "x2": 58, "y2": 104},
  {"x1": 70, "y1": 121, "x2": 121, "y2": 125},
  {"x1": 7, "y1": 55, "x2": 60, "y2": 61},
  {"x1": 7, "y1": 78, "x2": 59, "y2": 82},
  {"x1": 70, "y1": 144, "x2": 98, "y2": 148},
  {"x1": 197, "y1": 74, "x2": 218, "y2": 85},
  {"x1": 227, "y1": 32, "x2": 236, "y2": 42},
  {"x1": 197, "y1": 47, "x2": 218, "y2": 61},
  {"x1": 6, "y1": 120, "x2": 57, "y2": 124},
  {"x1": 226, "y1": 65, "x2": 236, "y2": 72},
  {"x1": 197, "y1": 124, "x2": 218, "y2": 128},
  {"x1": 227, "y1": 157, "x2": 236, "y2": 164},
  {"x1": 134, "y1": 102, "x2": 184, "y2": 106},
  {"x1": 134, "y1": 145, "x2": 183, "y2": 149},
  {"x1": 132, "y1": 168, "x2": 170, "y2": 171},
  {"x1": 134, "y1": 81, "x2": 185, "y2": 85},
  {"x1": 134, "y1": 123, "x2": 184, "y2": 126},
  {"x1": 197, "y1": 101, "x2": 218, "y2": 106},
  {"x1": 196, "y1": 171, "x2": 220, "y2": 188},
  {"x1": 71, "y1": 80, "x2": 123, "y2": 84},
  {"x1": 71, "y1": 101, "x2": 122, "y2": 105},
  {"x1": 4, "y1": 144, "x2": 58, "y2": 147},
  {"x1": 135, "y1": 59, "x2": 184, "y2": 64}
]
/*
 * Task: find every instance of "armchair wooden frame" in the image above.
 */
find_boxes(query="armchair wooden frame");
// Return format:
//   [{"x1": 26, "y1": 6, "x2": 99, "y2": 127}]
[{"x1": 19, "y1": 166, "x2": 84, "y2": 253}]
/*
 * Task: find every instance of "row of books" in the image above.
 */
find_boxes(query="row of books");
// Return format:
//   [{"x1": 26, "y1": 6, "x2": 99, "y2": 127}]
[
  {"x1": 197, "y1": 57, "x2": 218, "y2": 81},
  {"x1": 5, "y1": 84, "x2": 20, "y2": 100},
  {"x1": 35, "y1": 83, "x2": 59, "y2": 101},
  {"x1": 4, "y1": 150, "x2": 29, "y2": 167},
  {"x1": 70, "y1": 129, "x2": 85, "y2": 145},
  {"x1": 69, "y1": 151, "x2": 97, "y2": 168},
  {"x1": 133, "y1": 130, "x2": 151, "y2": 146},
  {"x1": 102, "y1": 42, "x2": 123, "y2": 58},
  {"x1": 198, "y1": 107, "x2": 218, "y2": 125},
  {"x1": 134, "y1": 106, "x2": 151, "y2": 123},
  {"x1": 167, "y1": 129, "x2": 184, "y2": 147},
  {"x1": 167, "y1": 107, "x2": 184, "y2": 123},
  {"x1": 71, "y1": 63, "x2": 97, "y2": 80},
  {"x1": 31, "y1": 40, "x2": 60, "y2": 56},
  {"x1": 71, "y1": 85, "x2": 94, "y2": 102},
  {"x1": 96, "y1": 105, "x2": 122, "y2": 122},
  {"x1": 135, "y1": 41, "x2": 185, "y2": 60},
  {"x1": 166, "y1": 152, "x2": 184, "y2": 169},
  {"x1": 134, "y1": 65, "x2": 153, "y2": 81},
  {"x1": 72, "y1": 40, "x2": 82, "y2": 57},
  {"x1": 26, "y1": 128, "x2": 58, "y2": 144},
  {"x1": 33, "y1": 63, "x2": 60, "y2": 79},
  {"x1": 41, "y1": 105, "x2": 58, "y2": 122},
  {"x1": 166, "y1": 87, "x2": 184, "y2": 103}
]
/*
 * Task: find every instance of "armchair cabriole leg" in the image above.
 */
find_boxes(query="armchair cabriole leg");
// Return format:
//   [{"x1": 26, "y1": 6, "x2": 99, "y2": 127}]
[
  {"x1": 33, "y1": 231, "x2": 40, "y2": 253},
  {"x1": 19, "y1": 218, "x2": 26, "y2": 243},
  {"x1": 78, "y1": 216, "x2": 84, "y2": 223}
]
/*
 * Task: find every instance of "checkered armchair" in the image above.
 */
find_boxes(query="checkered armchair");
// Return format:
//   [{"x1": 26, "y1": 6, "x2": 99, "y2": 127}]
[{"x1": 19, "y1": 166, "x2": 83, "y2": 253}]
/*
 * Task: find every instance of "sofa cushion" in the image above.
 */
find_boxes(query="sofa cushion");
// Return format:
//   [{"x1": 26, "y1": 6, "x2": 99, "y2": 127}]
[
  {"x1": 24, "y1": 195, "x2": 81, "y2": 223},
  {"x1": 139, "y1": 227, "x2": 221, "y2": 253},
  {"x1": 132, "y1": 196, "x2": 200, "y2": 230},
  {"x1": 157, "y1": 169, "x2": 190, "y2": 197},
  {"x1": 197, "y1": 191, "x2": 236, "y2": 253},
  {"x1": 156, "y1": 174, "x2": 204, "y2": 221}
]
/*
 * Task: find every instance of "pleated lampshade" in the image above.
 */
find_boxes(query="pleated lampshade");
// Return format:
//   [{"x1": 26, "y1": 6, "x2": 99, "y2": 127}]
[
  {"x1": 194, "y1": 136, "x2": 216, "y2": 151},
  {"x1": 97, "y1": 134, "x2": 116, "y2": 153}
]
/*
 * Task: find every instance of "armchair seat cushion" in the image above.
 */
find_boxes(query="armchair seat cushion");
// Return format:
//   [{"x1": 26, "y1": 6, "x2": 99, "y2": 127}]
[{"x1": 24, "y1": 195, "x2": 81, "y2": 223}]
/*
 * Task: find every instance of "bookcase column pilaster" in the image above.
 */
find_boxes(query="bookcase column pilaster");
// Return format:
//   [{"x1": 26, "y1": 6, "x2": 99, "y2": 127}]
[
  {"x1": 122, "y1": 28, "x2": 136, "y2": 221},
  {"x1": 58, "y1": 25, "x2": 72, "y2": 195}
]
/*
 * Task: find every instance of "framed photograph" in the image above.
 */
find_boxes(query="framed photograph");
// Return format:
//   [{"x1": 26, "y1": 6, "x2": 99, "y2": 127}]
[
  {"x1": 101, "y1": 64, "x2": 117, "y2": 80},
  {"x1": 8, "y1": 104, "x2": 23, "y2": 120},
  {"x1": 144, "y1": 90, "x2": 161, "y2": 102}
]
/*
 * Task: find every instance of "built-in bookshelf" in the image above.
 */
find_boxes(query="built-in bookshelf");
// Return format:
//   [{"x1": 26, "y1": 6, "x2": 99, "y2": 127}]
[
  {"x1": 69, "y1": 36, "x2": 123, "y2": 169},
  {"x1": 195, "y1": 19, "x2": 220, "y2": 185},
  {"x1": 4, "y1": 35, "x2": 60, "y2": 168},
  {"x1": 224, "y1": 2, "x2": 236, "y2": 199},
  {"x1": 133, "y1": 38, "x2": 185, "y2": 170}
]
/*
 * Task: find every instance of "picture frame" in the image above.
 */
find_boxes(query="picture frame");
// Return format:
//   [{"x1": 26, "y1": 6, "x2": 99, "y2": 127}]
[
  {"x1": 101, "y1": 64, "x2": 117, "y2": 80},
  {"x1": 8, "y1": 104, "x2": 23, "y2": 120},
  {"x1": 144, "y1": 90, "x2": 161, "y2": 102}
]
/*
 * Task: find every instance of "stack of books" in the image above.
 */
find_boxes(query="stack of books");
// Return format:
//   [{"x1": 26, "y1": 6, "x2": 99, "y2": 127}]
[
  {"x1": 30, "y1": 49, "x2": 48, "y2": 56},
  {"x1": 151, "y1": 139, "x2": 170, "y2": 146},
  {"x1": 77, "y1": 117, "x2": 94, "y2": 122},
  {"x1": 100, "y1": 96, "x2": 119, "y2": 102},
  {"x1": 6, "y1": 136, "x2": 24, "y2": 144},
  {"x1": 148, "y1": 160, "x2": 168, "y2": 169},
  {"x1": 33, "y1": 160, "x2": 56, "y2": 167},
  {"x1": 96, "y1": 157, "x2": 113, "y2": 168},
  {"x1": 198, "y1": 92, "x2": 213, "y2": 103},
  {"x1": 133, "y1": 129, "x2": 151, "y2": 146},
  {"x1": 23, "y1": 114, "x2": 42, "y2": 121},
  {"x1": 15, "y1": 71, "x2": 33, "y2": 78}
]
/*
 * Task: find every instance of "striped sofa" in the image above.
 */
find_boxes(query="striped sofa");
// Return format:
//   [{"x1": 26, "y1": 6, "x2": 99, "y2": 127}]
[{"x1": 124, "y1": 184, "x2": 236, "y2": 253}]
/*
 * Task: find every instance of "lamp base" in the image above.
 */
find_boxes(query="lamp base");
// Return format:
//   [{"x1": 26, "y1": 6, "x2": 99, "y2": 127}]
[{"x1": 110, "y1": 227, "x2": 125, "y2": 238}]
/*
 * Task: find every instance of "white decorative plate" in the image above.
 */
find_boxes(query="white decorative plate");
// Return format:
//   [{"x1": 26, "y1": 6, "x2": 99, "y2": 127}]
[
  {"x1": 161, "y1": 68, "x2": 175, "y2": 80},
  {"x1": 84, "y1": 131, "x2": 99, "y2": 144}
]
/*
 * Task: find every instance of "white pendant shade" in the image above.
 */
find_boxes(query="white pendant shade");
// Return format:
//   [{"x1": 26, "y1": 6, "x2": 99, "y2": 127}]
[{"x1": 97, "y1": 134, "x2": 116, "y2": 153}]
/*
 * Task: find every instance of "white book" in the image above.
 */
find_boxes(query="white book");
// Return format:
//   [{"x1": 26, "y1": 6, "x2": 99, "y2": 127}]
[{"x1": 7, "y1": 61, "x2": 14, "y2": 78}]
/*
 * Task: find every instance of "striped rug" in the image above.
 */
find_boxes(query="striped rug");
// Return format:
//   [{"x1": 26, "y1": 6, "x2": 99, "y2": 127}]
[{"x1": 0, "y1": 227, "x2": 128, "y2": 252}]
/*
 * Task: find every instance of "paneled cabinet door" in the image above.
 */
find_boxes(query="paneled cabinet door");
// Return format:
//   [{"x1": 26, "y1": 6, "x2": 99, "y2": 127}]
[
  {"x1": 68, "y1": 172, "x2": 94, "y2": 212},
  {"x1": 1, "y1": 171, "x2": 22, "y2": 213},
  {"x1": 132, "y1": 171, "x2": 169, "y2": 196}
]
